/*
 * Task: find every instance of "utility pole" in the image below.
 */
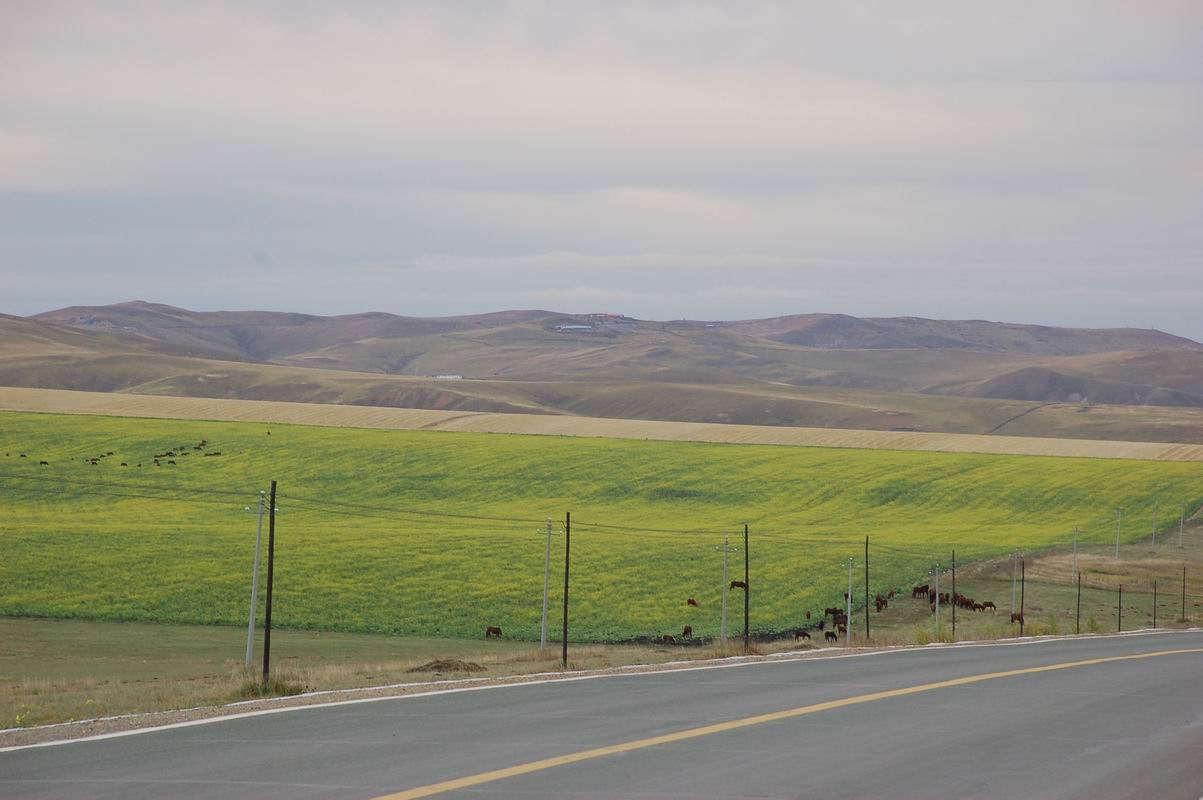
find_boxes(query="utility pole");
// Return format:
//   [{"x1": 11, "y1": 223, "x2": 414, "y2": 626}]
[
  {"x1": 846, "y1": 557, "x2": 853, "y2": 646},
  {"x1": 1019, "y1": 558, "x2": 1026, "y2": 637},
  {"x1": 951, "y1": 550, "x2": 956, "y2": 638},
  {"x1": 562, "y1": 511, "x2": 571, "y2": 669},
  {"x1": 934, "y1": 564, "x2": 941, "y2": 639},
  {"x1": 1010, "y1": 551, "x2": 1018, "y2": 617},
  {"x1": 1183, "y1": 565, "x2": 1188, "y2": 623},
  {"x1": 1115, "y1": 509, "x2": 1123, "y2": 559},
  {"x1": 262, "y1": 480, "x2": 277, "y2": 684},
  {"x1": 539, "y1": 518, "x2": 552, "y2": 650},
  {"x1": 1153, "y1": 580, "x2": 1158, "y2": 628},
  {"x1": 864, "y1": 536, "x2": 870, "y2": 641},
  {"x1": 1076, "y1": 572, "x2": 1082, "y2": 634},
  {"x1": 743, "y1": 523, "x2": 750, "y2": 652},
  {"x1": 244, "y1": 490, "x2": 266, "y2": 667},
  {"x1": 715, "y1": 534, "x2": 740, "y2": 646},
  {"x1": 1072, "y1": 530, "x2": 1078, "y2": 584}
]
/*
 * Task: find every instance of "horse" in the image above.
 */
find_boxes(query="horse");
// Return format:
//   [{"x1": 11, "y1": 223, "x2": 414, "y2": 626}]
[
  {"x1": 730, "y1": 580, "x2": 747, "y2": 590},
  {"x1": 824, "y1": 630, "x2": 838, "y2": 642},
  {"x1": 484, "y1": 626, "x2": 502, "y2": 638},
  {"x1": 983, "y1": 601, "x2": 997, "y2": 612},
  {"x1": 795, "y1": 630, "x2": 811, "y2": 641},
  {"x1": 686, "y1": 598, "x2": 699, "y2": 607},
  {"x1": 681, "y1": 625, "x2": 693, "y2": 639}
]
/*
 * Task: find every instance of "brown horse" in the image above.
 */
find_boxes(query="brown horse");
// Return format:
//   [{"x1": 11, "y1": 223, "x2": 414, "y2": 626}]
[
  {"x1": 485, "y1": 626, "x2": 502, "y2": 638},
  {"x1": 662, "y1": 634, "x2": 677, "y2": 645},
  {"x1": 795, "y1": 629, "x2": 811, "y2": 641},
  {"x1": 686, "y1": 598, "x2": 699, "y2": 607},
  {"x1": 824, "y1": 630, "x2": 838, "y2": 642},
  {"x1": 681, "y1": 625, "x2": 693, "y2": 639},
  {"x1": 983, "y1": 601, "x2": 997, "y2": 612},
  {"x1": 1010, "y1": 612, "x2": 1024, "y2": 625},
  {"x1": 730, "y1": 580, "x2": 747, "y2": 590}
]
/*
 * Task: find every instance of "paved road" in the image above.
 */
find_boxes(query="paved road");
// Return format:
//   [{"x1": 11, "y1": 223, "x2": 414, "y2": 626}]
[{"x1": 3, "y1": 631, "x2": 1203, "y2": 799}]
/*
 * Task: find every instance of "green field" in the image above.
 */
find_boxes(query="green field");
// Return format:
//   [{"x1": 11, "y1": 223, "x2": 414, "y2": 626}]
[{"x1": 1, "y1": 411, "x2": 1199, "y2": 642}]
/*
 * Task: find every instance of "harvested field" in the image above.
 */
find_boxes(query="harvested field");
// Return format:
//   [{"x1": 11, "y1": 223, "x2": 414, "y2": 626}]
[{"x1": 1, "y1": 387, "x2": 1200, "y2": 461}]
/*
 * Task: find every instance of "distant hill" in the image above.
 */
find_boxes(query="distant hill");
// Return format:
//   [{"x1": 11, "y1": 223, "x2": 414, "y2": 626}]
[
  {"x1": 4, "y1": 302, "x2": 1202, "y2": 443},
  {"x1": 724, "y1": 313, "x2": 1201, "y2": 356}
]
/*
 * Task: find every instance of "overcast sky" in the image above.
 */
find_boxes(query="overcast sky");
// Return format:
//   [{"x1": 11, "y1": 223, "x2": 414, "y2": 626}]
[{"x1": 3, "y1": 2, "x2": 1202, "y2": 338}]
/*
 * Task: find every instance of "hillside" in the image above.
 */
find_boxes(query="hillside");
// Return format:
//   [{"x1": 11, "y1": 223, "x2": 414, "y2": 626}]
[
  {"x1": 2, "y1": 410, "x2": 1198, "y2": 641},
  {"x1": 4, "y1": 303, "x2": 1202, "y2": 443}
]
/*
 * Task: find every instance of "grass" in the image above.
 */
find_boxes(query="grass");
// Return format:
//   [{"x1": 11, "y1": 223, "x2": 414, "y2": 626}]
[
  {"x1": 0, "y1": 617, "x2": 765, "y2": 729},
  {"x1": 1, "y1": 410, "x2": 1200, "y2": 645}
]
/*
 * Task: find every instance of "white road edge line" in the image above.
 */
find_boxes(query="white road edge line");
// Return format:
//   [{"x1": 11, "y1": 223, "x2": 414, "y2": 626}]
[{"x1": 0, "y1": 627, "x2": 1197, "y2": 754}]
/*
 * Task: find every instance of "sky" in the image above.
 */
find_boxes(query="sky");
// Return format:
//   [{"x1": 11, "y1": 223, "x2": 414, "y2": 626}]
[{"x1": 2, "y1": 1, "x2": 1202, "y2": 339}]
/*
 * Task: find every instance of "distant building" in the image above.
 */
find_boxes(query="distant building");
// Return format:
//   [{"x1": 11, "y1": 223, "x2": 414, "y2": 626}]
[
  {"x1": 555, "y1": 324, "x2": 593, "y2": 332},
  {"x1": 433, "y1": 374, "x2": 463, "y2": 380}
]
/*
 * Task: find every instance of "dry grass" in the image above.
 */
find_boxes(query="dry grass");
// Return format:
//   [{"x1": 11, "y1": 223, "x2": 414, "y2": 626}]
[{"x1": 2, "y1": 387, "x2": 1199, "y2": 460}]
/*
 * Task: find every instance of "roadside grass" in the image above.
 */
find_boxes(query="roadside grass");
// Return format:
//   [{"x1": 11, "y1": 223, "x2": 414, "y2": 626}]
[
  {"x1": 2, "y1": 410, "x2": 1200, "y2": 643},
  {"x1": 0, "y1": 617, "x2": 823, "y2": 729}
]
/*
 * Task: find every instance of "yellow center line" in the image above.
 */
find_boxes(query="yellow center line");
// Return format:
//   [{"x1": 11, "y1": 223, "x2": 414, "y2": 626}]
[{"x1": 372, "y1": 647, "x2": 1203, "y2": 799}]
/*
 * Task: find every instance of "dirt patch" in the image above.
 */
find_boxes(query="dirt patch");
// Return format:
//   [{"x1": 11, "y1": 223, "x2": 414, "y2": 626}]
[{"x1": 405, "y1": 659, "x2": 485, "y2": 674}]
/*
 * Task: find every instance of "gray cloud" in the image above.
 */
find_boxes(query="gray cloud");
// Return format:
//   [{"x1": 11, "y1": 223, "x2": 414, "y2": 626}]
[{"x1": 1, "y1": 1, "x2": 1201, "y2": 338}]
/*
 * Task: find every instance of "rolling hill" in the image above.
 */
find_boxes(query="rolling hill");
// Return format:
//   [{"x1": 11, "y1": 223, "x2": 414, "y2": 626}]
[{"x1": 4, "y1": 302, "x2": 1202, "y2": 443}]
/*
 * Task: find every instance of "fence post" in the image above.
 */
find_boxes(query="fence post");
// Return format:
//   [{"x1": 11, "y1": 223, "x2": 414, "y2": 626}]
[
  {"x1": 262, "y1": 479, "x2": 277, "y2": 684},
  {"x1": 1184, "y1": 565, "x2": 1188, "y2": 623},
  {"x1": 1153, "y1": 580, "x2": 1158, "y2": 628},
  {"x1": 1118, "y1": 583, "x2": 1123, "y2": 632}
]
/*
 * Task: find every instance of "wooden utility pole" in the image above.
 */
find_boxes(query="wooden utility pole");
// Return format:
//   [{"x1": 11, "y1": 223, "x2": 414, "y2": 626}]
[
  {"x1": 562, "y1": 511, "x2": 571, "y2": 669},
  {"x1": 1019, "y1": 558, "x2": 1026, "y2": 637},
  {"x1": 262, "y1": 480, "x2": 277, "y2": 683},
  {"x1": 743, "y1": 523, "x2": 750, "y2": 652},
  {"x1": 864, "y1": 537, "x2": 870, "y2": 640},
  {"x1": 951, "y1": 550, "x2": 957, "y2": 638}
]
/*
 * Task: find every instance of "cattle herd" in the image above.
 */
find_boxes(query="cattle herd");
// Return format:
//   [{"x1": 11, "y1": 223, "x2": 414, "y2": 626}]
[
  {"x1": 481, "y1": 579, "x2": 1011, "y2": 644},
  {"x1": 8, "y1": 438, "x2": 222, "y2": 469}
]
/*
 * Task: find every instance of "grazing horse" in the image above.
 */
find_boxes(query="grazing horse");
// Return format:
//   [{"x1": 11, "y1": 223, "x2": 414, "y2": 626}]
[
  {"x1": 681, "y1": 625, "x2": 693, "y2": 639},
  {"x1": 795, "y1": 629, "x2": 811, "y2": 641},
  {"x1": 730, "y1": 580, "x2": 747, "y2": 590},
  {"x1": 662, "y1": 635, "x2": 676, "y2": 645},
  {"x1": 817, "y1": 619, "x2": 826, "y2": 631},
  {"x1": 887, "y1": 590, "x2": 896, "y2": 600},
  {"x1": 983, "y1": 601, "x2": 997, "y2": 612},
  {"x1": 824, "y1": 630, "x2": 838, "y2": 642},
  {"x1": 973, "y1": 602, "x2": 985, "y2": 612},
  {"x1": 824, "y1": 607, "x2": 842, "y2": 619},
  {"x1": 875, "y1": 598, "x2": 887, "y2": 613},
  {"x1": 1010, "y1": 612, "x2": 1024, "y2": 625},
  {"x1": 837, "y1": 623, "x2": 847, "y2": 634},
  {"x1": 484, "y1": 626, "x2": 503, "y2": 638},
  {"x1": 686, "y1": 598, "x2": 699, "y2": 607},
  {"x1": 805, "y1": 611, "x2": 811, "y2": 620},
  {"x1": 912, "y1": 585, "x2": 928, "y2": 599}
]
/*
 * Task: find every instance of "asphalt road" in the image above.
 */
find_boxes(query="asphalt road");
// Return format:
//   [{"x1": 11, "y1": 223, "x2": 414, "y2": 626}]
[{"x1": 3, "y1": 631, "x2": 1203, "y2": 799}]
